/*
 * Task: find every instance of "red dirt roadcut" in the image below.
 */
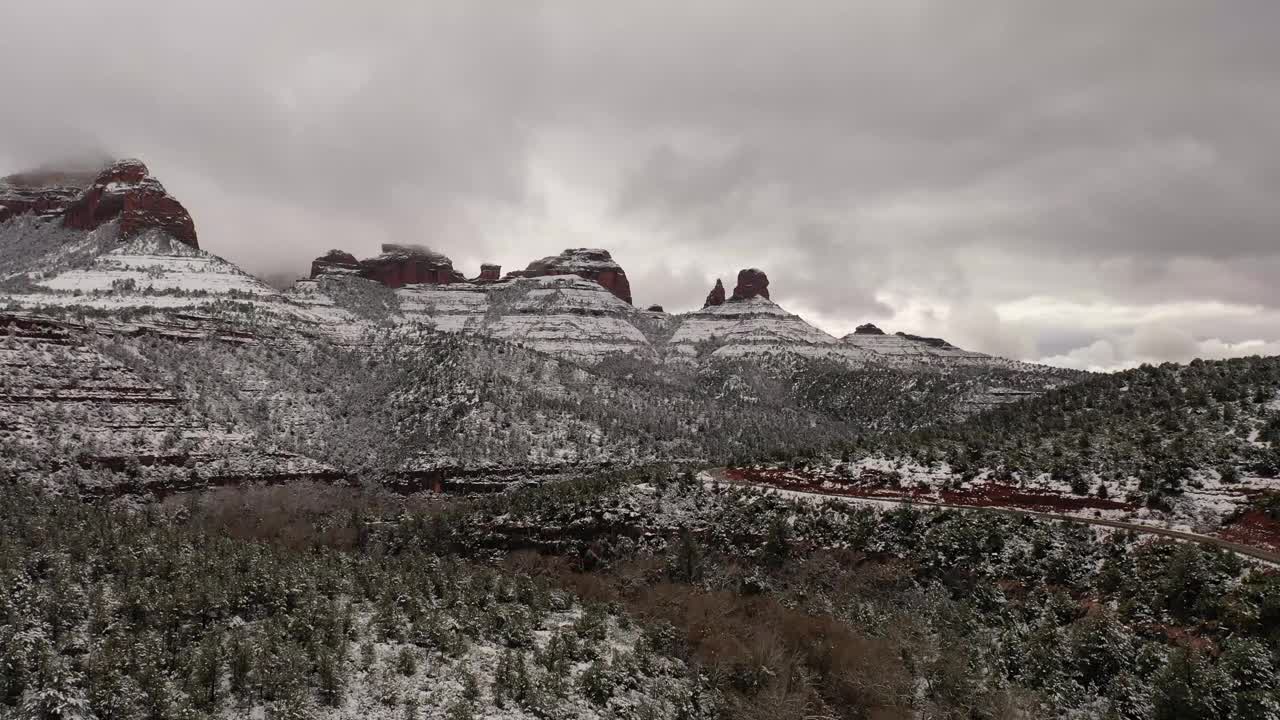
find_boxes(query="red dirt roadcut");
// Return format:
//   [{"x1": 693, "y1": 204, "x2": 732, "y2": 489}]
[{"x1": 1219, "y1": 510, "x2": 1280, "y2": 554}]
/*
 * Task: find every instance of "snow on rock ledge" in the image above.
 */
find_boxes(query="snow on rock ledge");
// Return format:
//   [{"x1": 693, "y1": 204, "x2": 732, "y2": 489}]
[
  {"x1": 396, "y1": 274, "x2": 653, "y2": 361},
  {"x1": 668, "y1": 294, "x2": 847, "y2": 360},
  {"x1": 507, "y1": 248, "x2": 634, "y2": 305}
]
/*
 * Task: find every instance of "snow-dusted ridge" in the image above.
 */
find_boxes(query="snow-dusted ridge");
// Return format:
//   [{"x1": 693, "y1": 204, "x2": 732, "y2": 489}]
[{"x1": 667, "y1": 295, "x2": 845, "y2": 360}]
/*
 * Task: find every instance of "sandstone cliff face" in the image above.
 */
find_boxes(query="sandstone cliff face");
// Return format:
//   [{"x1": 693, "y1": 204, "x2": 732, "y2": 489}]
[
  {"x1": 309, "y1": 244, "x2": 465, "y2": 288},
  {"x1": 476, "y1": 263, "x2": 502, "y2": 282},
  {"x1": 1, "y1": 159, "x2": 198, "y2": 248},
  {"x1": 508, "y1": 248, "x2": 633, "y2": 305},
  {"x1": 310, "y1": 249, "x2": 361, "y2": 278},
  {"x1": 357, "y1": 244, "x2": 465, "y2": 288},
  {"x1": 309, "y1": 246, "x2": 635, "y2": 304},
  {"x1": 730, "y1": 268, "x2": 770, "y2": 301}
]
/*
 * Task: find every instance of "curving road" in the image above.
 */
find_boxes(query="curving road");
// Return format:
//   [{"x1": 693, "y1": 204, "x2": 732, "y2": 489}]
[{"x1": 704, "y1": 468, "x2": 1280, "y2": 565}]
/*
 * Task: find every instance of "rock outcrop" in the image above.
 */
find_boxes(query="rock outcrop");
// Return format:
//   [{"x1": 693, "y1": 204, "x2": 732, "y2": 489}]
[
  {"x1": 477, "y1": 263, "x2": 502, "y2": 282},
  {"x1": 396, "y1": 274, "x2": 651, "y2": 362},
  {"x1": 668, "y1": 291, "x2": 842, "y2": 360},
  {"x1": 310, "y1": 244, "x2": 465, "y2": 288},
  {"x1": 359, "y1": 244, "x2": 465, "y2": 288},
  {"x1": 704, "y1": 279, "x2": 726, "y2": 307},
  {"x1": 895, "y1": 331, "x2": 953, "y2": 348},
  {"x1": 729, "y1": 268, "x2": 769, "y2": 301},
  {"x1": 1, "y1": 159, "x2": 198, "y2": 248},
  {"x1": 0, "y1": 172, "x2": 88, "y2": 224},
  {"x1": 842, "y1": 326, "x2": 994, "y2": 367},
  {"x1": 310, "y1": 249, "x2": 361, "y2": 278},
  {"x1": 508, "y1": 248, "x2": 633, "y2": 305}
]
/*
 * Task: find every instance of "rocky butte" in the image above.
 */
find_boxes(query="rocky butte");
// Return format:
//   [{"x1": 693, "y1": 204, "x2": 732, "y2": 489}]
[
  {"x1": 358, "y1": 244, "x2": 465, "y2": 288},
  {"x1": 0, "y1": 158, "x2": 198, "y2": 248},
  {"x1": 507, "y1": 248, "x2": 633, "y2": 305},
  {"x1": 702, "y1": 268, "x2": 771, "y2": 307},
  {"x1": 308, "y1": 246, "x2": 634, "y2": 302},
  {"x1": 730, "y1": 268, "x2": 770, "y2": 301},
  {"x1": 309, "y1": 244, "x2": 464, "y2": 288}
]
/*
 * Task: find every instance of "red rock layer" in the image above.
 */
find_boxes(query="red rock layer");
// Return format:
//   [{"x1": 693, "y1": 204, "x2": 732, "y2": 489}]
[
  {"x1": 1, "y1": 159, "x2": 198, "y2": 248},
  {"x1": 361, "y1": 262, "x2": 463, "y2": 288},
  {"x1": 310, "y1": 246, "x2": 635, "y2": 302},
  {"x1": 309, "y1": 244, "x2": 465, "y2": 288},
  {"x1": 729, "y1": 268, "x2": 770, "y2": 301},
  {"x1": 704, "y1": 278, "x2": 726, "y2": 307},
  {"x1": 508, "y1": 249, "x2": 633, "y2": 305}
]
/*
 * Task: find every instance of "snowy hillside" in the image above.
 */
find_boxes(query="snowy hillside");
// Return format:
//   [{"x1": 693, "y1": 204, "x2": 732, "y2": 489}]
[
  {"x1": 666, "y1": 295, "x2": 845, "y2": 360},
  {"x1": 0, "y1": 156, "x2": 1084, "y2": 495}
]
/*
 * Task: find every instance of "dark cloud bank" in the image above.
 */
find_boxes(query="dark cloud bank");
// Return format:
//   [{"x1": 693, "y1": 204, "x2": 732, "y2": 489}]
[{"x1": 3, "y1": 1, "x2": 1278, "y2": 370}]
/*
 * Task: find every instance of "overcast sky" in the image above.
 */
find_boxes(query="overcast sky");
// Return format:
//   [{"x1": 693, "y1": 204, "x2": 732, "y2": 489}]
[{"x1": 3, "y1": 1, "x2": 1278, "y2": 370}]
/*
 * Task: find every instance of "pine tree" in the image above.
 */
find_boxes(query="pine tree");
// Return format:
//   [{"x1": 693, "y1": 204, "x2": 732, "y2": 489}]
[
  {"x1": 1219, "y1": 638, "x2": 1280, "y2": 720},
  {"x1": 316, "y1": 647, "x2": 345, "y2": 708},
  {"x1": 762, "y1": 516, "x2": 791, "y2": 568},
  {"x1": 669, "y1": 526, "x2": 702, "y2": 583},
  {"x1": 1151, "y1": 649, "x2": 1229, "y2": 720},
  {"x1": 188, "y1": 629, "x2": 223, "y2": 712},
  {"x1": 1069, "y1": 609, "x2": 1134, "y2": 690},
  {"x1": 227, "y1": 628, "x2": 253, "y2": 703},
  {"x1": 20, "y1": 650, "x2": 92, "y2": 720}
]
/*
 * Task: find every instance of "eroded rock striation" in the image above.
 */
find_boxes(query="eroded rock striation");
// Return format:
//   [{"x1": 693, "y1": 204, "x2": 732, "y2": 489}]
[
  {"x1": 310, "y1": 249, "x2": 362, "y2": 278},
  {"x1": 309, "y1": 244, "x2": 465, "y2": 288},
  {"x1": 1, "y1": 159, "x2": 198, "y2": 247},
  {"x1": 358, "y1": 244, "x2": 465, "y2": 288},
  {"x1": 508, "y1": 248, "x2": 633, "y2": 304}
]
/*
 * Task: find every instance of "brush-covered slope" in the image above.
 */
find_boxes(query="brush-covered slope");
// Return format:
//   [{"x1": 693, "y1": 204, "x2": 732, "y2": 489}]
[
  {"x1": 747, "y1": 355, "x2": 1280, "y2": 541},
  {"x1": 0, "y1": 314, "x2": 337, "y2": 494},
  {"x1": 880, "y1": 356, "x2": 1280, "y2": 482}
]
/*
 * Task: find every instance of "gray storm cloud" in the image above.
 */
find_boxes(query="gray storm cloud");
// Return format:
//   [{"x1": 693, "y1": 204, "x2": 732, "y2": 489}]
[{"x1": 2, "y1": 0, "x2": 1278, "y2": 369}]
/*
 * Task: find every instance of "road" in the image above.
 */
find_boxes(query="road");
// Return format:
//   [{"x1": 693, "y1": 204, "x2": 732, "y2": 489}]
[{"x1": 704, "y1": 468, "x2": 1280, "y2": 565}]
